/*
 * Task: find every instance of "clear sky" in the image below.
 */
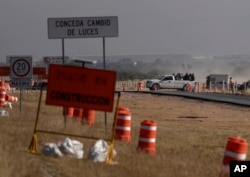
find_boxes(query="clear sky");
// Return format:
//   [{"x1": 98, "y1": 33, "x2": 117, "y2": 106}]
[{"x1": 1, "y1": 0, "x2": 250, "y2": 62}]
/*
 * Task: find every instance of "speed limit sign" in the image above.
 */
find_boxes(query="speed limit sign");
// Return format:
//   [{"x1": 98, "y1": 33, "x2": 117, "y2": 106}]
[{"x1": 10, "y1": 56, "x2": 32, "y2": 79}]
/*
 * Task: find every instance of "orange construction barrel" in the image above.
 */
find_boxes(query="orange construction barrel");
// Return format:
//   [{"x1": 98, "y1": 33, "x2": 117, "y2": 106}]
[
  {"x1": 137, "y1": 120, "x2": 157, "y2": 155},
  {"x1": 63, "y1": 107, "x2": 74, "y2": 118},
  {"x1": 219, "y1": 136, "x2": 248, "y2": 177},
  {"x1": 82, "y1": 109, "x2": 95, "y2": 125},
  {"x1": 0, "y1": 81, "x2": 4, "y2": 87},
  {"x1": 223, "y1": 136, "x2": 248, "y2": 164},
  {"x1": 118, "y1": 106, "x2": 130, "y2": 113},
  {"x1": 137, "y1": 81, "x2": 143, "y2": 91},
  {"x1": 0, "y1": 87, "x2": 6, "y2": 106},
  {"x1": 115, "y1": 109, "x2": 131, "y2": 142},
  {"x1": 5, "y1": 95, "x2": 18, "y2": 102},
  {"x1": 73, "y1": 108, "x2": 83, "y2": 119}
]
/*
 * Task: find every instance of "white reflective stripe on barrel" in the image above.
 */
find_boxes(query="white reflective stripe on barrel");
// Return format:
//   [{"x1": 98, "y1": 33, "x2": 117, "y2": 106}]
[
  {"x1": 115, "y1": 126, "x2": 131, "y2": 131},
  {"x1": 0, "y1": 91, "x2": 6, "y2": 94},
  {"x1": 140, "y1": 125, "x2": 157, "y2": 131},
  {"x1": 0, "y1": 98, "x2": 5, "y2": 101},
  {"x1": 139, "y1": 137, "x2": 156, "y2": 143},
  {"x1": 117, "y1": 115, "x2": 131, "y2": 120},
  {"x1": 225, "y1": 150, "x2": 246, "y2": 160}
]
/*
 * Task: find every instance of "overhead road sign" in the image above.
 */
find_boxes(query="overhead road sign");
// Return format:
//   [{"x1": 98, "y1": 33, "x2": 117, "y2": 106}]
[
  {"x1": 48, "y1": 16, "x2": 118, "y2": 39},
  {"x1": 10, "y1": 56, "x2": 32, "y2": 79},
  {"x1": 46, "y1": 64, "x2": 116, "y2": 112}
]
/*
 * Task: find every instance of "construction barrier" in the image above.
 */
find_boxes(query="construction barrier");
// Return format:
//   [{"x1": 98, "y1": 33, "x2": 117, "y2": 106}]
[
  {"x1": 0, "y1": 86, "x2": 6, "y2": 106},
  {"x1": 115, "y1": 107, "x2": 131, "y2": 142},
  {"x1": 82, "y1": 109, "x2": 95, "y2": 125},
  {"x1": 73, "y1": 108, "x2": 83, "y2": 119},
  {"x1": 63, "y1": 107, "x2": 95, "y2": 125},
  {"x1": 137, "y1": 81, "x2": 143, "y2": 91},
  {"x1": 219, "y1": 136, "x2": 248, "y2": 177},
  {"x1": 5, "y1": 95, "x2": 18, "y2": 102},
  {"x1": 187, "y1": 83, "x2": 192, "y2": 92},
  {"x1": 63, "y1": 107, "x2": 74, "y2": 118},
  {"x1": 202, "y1": 83, "x2": 206, "y2": 92},
  {"x1": 137, "y1": 120, "x2": 157, "y2": 155},
  {"x1": 118, "y1": 106, "x2": 130, "y2": 112},
  {"x1": 122, "y1": 83, "x2": 126, "y2": 92}
]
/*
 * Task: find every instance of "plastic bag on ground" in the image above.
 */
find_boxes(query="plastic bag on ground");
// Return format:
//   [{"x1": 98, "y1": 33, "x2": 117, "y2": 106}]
[
  {"x1": 41, "y1": 137, "x2": 84, "y2": 159},
  {"x1": 41, "y1": 143, "x2": 63, "y2": 157},
  {"x1": 58, "y1": 137, "x2": 84, "y2": 159},
  {"x1": 88, "y1": 139, "x2": 116, "y2": 162}
]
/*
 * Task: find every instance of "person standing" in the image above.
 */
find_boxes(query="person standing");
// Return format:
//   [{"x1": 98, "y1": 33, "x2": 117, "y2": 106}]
[{"x1": 229, "y1": 77, "x2": 235, "y2": 94}]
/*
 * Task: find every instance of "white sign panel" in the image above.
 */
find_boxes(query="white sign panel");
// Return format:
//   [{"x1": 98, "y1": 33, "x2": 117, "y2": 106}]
[
  {"x1": 43, "y1": 56, "x2": 69, "y2": 64},
  {"x1": 48, "y1": 16, "x2": 118, "y2": 39},
  {"x1": 11, "y1": 79, "x2": 32, "y2": 88},
  {"x1": 10, "y1": 56, "x2": 32, "y2": 79}
]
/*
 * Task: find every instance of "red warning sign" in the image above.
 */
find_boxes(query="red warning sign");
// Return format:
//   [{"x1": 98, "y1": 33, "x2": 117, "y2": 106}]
[{"x1": 46, "y1": 64, "x2": 116, "y2": 112}]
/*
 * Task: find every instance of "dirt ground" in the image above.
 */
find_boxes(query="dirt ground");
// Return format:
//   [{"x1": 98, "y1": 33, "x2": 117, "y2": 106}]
[
  {"x1": 3, "y1": 90, "x2": 249, "y2": 177},
  {"x1": 118, "y1": 91, "x2": 250, "y2": 125}
]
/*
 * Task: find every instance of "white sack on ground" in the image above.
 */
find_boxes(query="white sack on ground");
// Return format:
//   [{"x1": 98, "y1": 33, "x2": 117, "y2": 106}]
[
  {"x1": 41, "y1": 137, "x2": 84, "y2": 159},
  {"x1": 41, "y1": 143, "x2": 63, "y2": 157},
  {"x1": 0, "y1": 110, "x2": 9, "y2": 117},
  {"x1": 88, "y1": 139, "x2": 116, "y2": 162},
  {"x1": 58, "y1": 137, "x2": 84, "y2": 159}
]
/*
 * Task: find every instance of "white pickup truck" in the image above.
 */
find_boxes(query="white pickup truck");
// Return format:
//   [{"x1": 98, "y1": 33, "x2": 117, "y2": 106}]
[{"x1": 145, "y1": 74, "x2": 195, "y2": 91}]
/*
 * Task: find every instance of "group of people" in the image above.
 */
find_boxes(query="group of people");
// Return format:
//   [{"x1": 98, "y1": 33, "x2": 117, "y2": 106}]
[{"x1": 173, "y1": 73, "x2": 195, "y2": 81}]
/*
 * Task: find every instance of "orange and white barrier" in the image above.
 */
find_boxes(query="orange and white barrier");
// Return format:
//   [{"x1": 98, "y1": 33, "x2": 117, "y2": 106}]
[
  {"x1": 63, "y1": 107, "x2": 95, "y2": 125},
  {"x1": 187, "y1": 83, "x2": 192, "y2": 92},
  {"x1": 82, "y1": 109, "x2": 95, "y2": 125},
  {"x1": 118, "y1": 106, "x2": 130, "y2": 112},
  {"x1": 63, "y1": 107, "x2": 74, "y2": 118},
  {"x1": 73, "y1": 108, "x2": 83, "y2": 119},
  {"x1": 0, "y1": 84, "x2": 17, "y2": 108},
  {"x1": 115, "y1": 107, "x2": 131, "y2": 142},
  {"x1": 201, "y1": 83, "x2": 206, "y2": 92},
  {"x1": 0, "y1": 87, "x2": 6, "y2": 106},
  {"x1": 137, "y1": 82, "x2": 143, "y2": 91},
  {"x1": 5, "y1": 95, "x2": 18, "y2": 102},
  {"x1": 137, "y1": 120, "x2": 157, "y2": 155},
  {"x1": 219, "y1": 136, "x2": 248, "y2": 177},
  {"x1": 122, "y1": 82, "x2": 126, "y2": 92}
]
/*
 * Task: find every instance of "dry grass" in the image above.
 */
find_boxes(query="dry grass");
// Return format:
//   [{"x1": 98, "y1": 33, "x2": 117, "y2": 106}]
[{"x1": 0, "y1": 90, "x2": 250, "y2": 177}]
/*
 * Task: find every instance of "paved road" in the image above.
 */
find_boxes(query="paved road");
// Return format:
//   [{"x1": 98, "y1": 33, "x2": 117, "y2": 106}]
[{"x1": 127, "y1": 90, "x2": 250, "y2": 107}]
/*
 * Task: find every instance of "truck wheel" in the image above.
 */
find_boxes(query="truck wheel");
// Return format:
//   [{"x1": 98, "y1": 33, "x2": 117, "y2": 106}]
[{"x1": 152, "y1": 84, "x2": 159, "y2": 90}]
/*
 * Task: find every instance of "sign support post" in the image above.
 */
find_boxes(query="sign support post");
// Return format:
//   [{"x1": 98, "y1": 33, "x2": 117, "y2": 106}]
[
  {"x1": 103, "y1": 37, "x2": 108, "y2": 134},
  {"x1": 62, "y1": 38, "x2": 65, "y2": 65},
  {"x1": 62, "y1": 38, "x2": 66, "y2": 128}
]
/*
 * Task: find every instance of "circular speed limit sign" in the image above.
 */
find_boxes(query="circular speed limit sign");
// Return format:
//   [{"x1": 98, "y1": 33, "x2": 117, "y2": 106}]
[{"x1": 10, "y1": 57, "x2": 32, "y2": 79}]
